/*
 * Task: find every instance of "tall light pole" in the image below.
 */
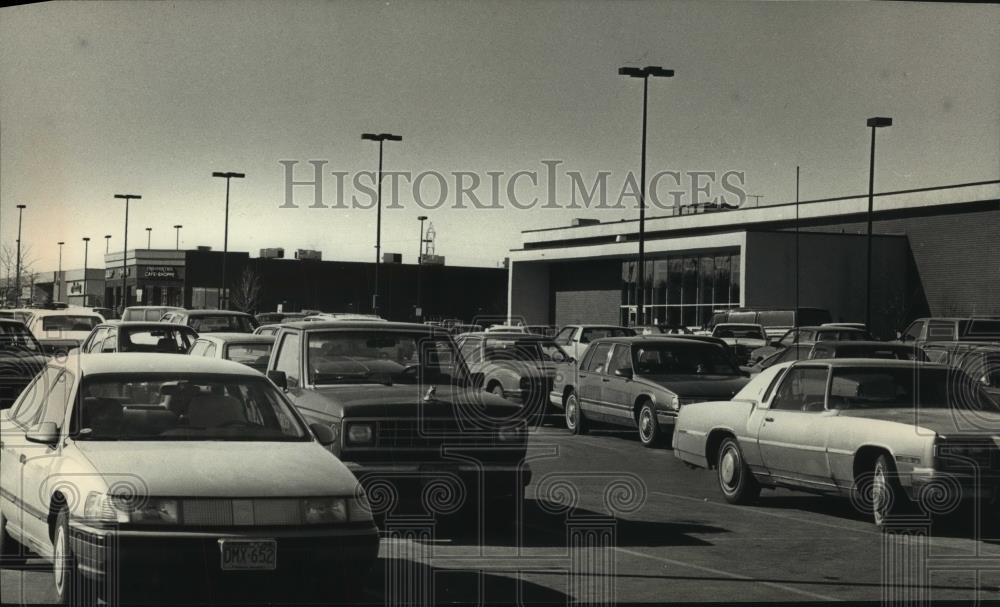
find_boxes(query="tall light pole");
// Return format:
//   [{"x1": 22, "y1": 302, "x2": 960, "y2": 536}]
[
  {"x1": 14, "y1": 205, "x2": 26, "y2": 307},
  {"x1": 104, "y1": 234, "x2": 112, "y2": 254},
  {"x1": 57, "y1": 241, "x2": 65, "y2": 303},
  {"x1": 114, "y1": 194, "x2": 141, "y2": 312},
  {"x1": 361, "y1": 132, "x2": 402, "y2": 316},
  {"x1": 145, "y1": 227, "x2": 152, "y2": 249},
  {"x1": 865, "y1": 117, "x2": 892, "y2": 333},
  {"x1": 82, "y1": 237, "x2": 91, "y2": 307},
  {"x1": 174, "y1": 225, "x2": 183, "y2": 250},
  {"x1": 212, "y1": 172, "x2": 245, "y2": 310},
  {"x1": 417, "y1": 215, "x2": 428, "y2": 320},
  {"x1": 619, "y1": 66, "x2": 674, "y2": 326}
]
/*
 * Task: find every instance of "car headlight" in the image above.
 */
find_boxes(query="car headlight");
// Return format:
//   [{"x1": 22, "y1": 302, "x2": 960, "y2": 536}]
[
  {"x1": 666, "y1": 394, "x2": 680, "y2": 411},
  {"x1": 84, "y1": 492, "x2": 178, "y2": 525},
  {"x1": 346, "y1": 423, "x2": 374, "y2": 444},
  {"x1": 303, "y1": 498, "x2": 348, "y2": 524}
]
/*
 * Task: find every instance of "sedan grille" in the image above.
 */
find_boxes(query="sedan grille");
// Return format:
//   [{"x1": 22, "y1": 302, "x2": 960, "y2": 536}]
[
  {"x1": 181, "y1": 499, "x2": 302, "y2": 526},
  {"x1": 370, "y1": 418, "x2": 502, "y2": 450}
]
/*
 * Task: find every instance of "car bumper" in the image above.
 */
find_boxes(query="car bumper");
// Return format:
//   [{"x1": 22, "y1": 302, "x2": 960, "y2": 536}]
[
  {"x1": 907, "y1": 469, "x2": 1000, "y2": 503},
  {"x1": 68, "y1": 522, "x2": 379, "y2": 599},
  {"x1": 345, "y1": 461, "x2": 531, "y2": 505}
]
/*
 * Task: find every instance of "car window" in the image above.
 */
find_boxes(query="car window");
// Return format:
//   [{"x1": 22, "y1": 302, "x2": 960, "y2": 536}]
[
  {"x1": 189, "y1": 340, "x2": 208, "y2": 357},
  {"x1": 226, "y1": 343, "x2": 273, "y2": 369},
  {"x1": 901, "y1": 320, "x2": 924, "y2": 342},
  {"x1": 770, "y1": 367, "x2": 829, "y2": 412},
  {"x1": 101, "y1": 330, "x2": 118, "y2": 353},
  {"x1": 583, "y1": 343, "x2": 613, "y2": 373},
  {"x1": 204, "y1": 343, "x2": 218, "y2": 358},
  {"x1": 608, "y1": 345, "x2": 632, "y2": 375},
  {"x1": 274, "y1": 333, "x2": 301, "y2": 387},
  {"x1": 41, "y1": 370, "x2": 74, "y2": 430},
  {"x1": 458, "y1": 338, "x2": 481, "y2": 364},
  {"x1": 926, "y1": 320, "x2": 956, "y2": 342},
  {"x1": 11, "y1": 368, "x2": 56, "y2": 428},
  {"x1": 554, "y1": 327, "x2": 575, "y2": 343},
  {"x1": 41, "y1": 315, "x2": 102, "y2": 332},
  {"x1": 581, "y1": 328, "x2": 634, "y2": 343}
]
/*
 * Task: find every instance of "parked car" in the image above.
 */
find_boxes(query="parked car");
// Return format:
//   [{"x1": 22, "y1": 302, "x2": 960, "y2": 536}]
[
  {"x1": 190, "y1": 333, "x2": 276, "y2": 373},
  {"x1": 25, "y1": 308, "x2": 105, "y2": 354},
  {"x1": 921, "y1": 341, "x2": 1000, "y2": 403},
  {"x1": 255, "y1": 324, "x2": 282, "y2": 336},
  {"x1": 161, "y1": 309, "x2": 259, "y2": 333},
  {"x1": 553, "y1": 325, "x2": 637, "y2": 361},
  {"x1": 705, "y1": 307, "x2": 833, "y2": 339},
  {"x1": 0, "y1": 354, "x2": 378, "y2": 603},
  {"x1": 120, "y1": 305, "x2": 183, "y2": 322},
  {"x1": 808, "y1": 340, "x2": 927, "y2": 362},
  {"x1": 674, "y1": 359, "x2": 1000, "y2": 528},
  {"x1": 455, "y1": 332, "x2": 572, "y2": 418},
  {"x1": 264, "y1": 320, "x2": 531, "y2": 518},
  {"x1": 560, "y1": 336, "x2": 749, "y2": 447},
  {"x1": 711, "y1": 323, "x2": 768, "y2": 365},
  {"x1": 79, "y1": 321, "x2": 198, "y2": 354},
  {"x1": 898, "y1": 317, "x2": 1000, "y2": 345},
  {"x1": 749, "y1": 325, "x2": 872, "y2": 365},
  {"x1": 0, "y1": 319, "x2": 47, "y2": 410},
  {"x1": 0, "y1": 308, "x2": 35, "y2": 324},
  {"x1": 256, "y1": 312, "x2": 308, "y2": 325},
  {"x1": 744, "y1": 342, "x2": 815, "y2": 375}
]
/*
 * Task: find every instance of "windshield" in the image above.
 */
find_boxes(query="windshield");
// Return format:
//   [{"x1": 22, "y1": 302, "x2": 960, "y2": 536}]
[
  {"x1": 713, "y1": 325, "x2": 765, "y2": 339},
  {"x1": 827, "y1": 345, "x2": 924, "y2": 361},
  {"x1": 120, "y1": 327, "x2": 196, "y2": 354},
  {"x1": 225, "y1": 343, "x2": 273, "y2": 371},
  {"x1": 41, "y1": 315, "x2": 102, "y2": 332},
  {"x1": 189, "y1": 315, "x2": 256, "y2": 333},
  {"x1": 828, "y1": 367, "x2": 999, "y2": 411},
  {"x1": 484, "y1": 338, "x2": 569, "y2": 363},
  {"x1": 72, "y1": 375, "x2": 308, "y2": 441},
  {"x1": 0, "y1": 323, "x2": 41, "y2": 352},
  {"x1": 633, "y1": 343, "x2": 741, "y2": 376},
  {"x1": 581, "y1": 327, "x2": 635, "y2": 342},
  {"x1": 307, "y1": 330, "x2": 465, "y2": 385}
]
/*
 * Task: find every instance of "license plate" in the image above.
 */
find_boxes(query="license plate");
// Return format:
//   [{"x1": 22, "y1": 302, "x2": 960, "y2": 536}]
[{"x1": 219, "y1": 539, "x2": 277, "y2": 571}]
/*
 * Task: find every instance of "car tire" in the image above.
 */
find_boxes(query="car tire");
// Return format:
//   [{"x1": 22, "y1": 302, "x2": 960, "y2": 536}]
[
  {"x1": 53, "y1": 508, "x2": 83, "y2": 606},
  {"x1": 872, "y1": 454, "x2": 910, "y2": 530},
  {"x1": 564, "y1": 392, "x2": 588, "y2": 435},
  {"x1": 637, "y1": 402, "x2": 663, "y2": 448},
  {"x1": 717, "y1": 437, "x2": 760, "y2": 504},
  {"x1": 0, "y1": 507, "x2": 26, "y2": 567}
]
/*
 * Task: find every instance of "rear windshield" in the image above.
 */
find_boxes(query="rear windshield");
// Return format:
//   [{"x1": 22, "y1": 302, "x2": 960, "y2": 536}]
[
  {"x1": 225, "y1": 343, "x2": 274, "y2": 369},
  {"x1": 41, "y1": 315, "x2": 101, "y2": 332},
  {"x1": 189, "y1": 315, "x2": 257, "y2": 333},
  {"x1": 0, "y1": 323, "x2": 40, "y2": 352},
  {"x1": 823, "y1": 345, "x2": 926, "y2": 361},
  {"x1": 633, "y1": 342, "x2": 741, "y2": 376},
  {"x1": 120, "y1": 327, "x2": 196, "y2": 354}
]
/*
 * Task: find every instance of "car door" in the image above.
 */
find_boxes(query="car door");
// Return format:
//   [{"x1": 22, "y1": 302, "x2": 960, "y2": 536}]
[
  {"x1": 273, "y1": 331, "x2": 303, "y2": 397},
  {"x1": 601, "y1": 344, "x2": 636, "y2": 426},
  {"x1": 755, "y1": 365, "x2": 836, "y2": 489},
  {"x1": 0, "y1": 372, "x2": 48, "y2": 538},
  {"x1": 577, "y1": 342, "x2": 613, "y2": 420}
]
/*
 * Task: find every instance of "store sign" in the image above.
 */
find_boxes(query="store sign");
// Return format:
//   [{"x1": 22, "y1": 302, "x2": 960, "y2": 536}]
[
  {"x1": 105, "y1": 267, "x2": 133, "y2": 280},
  {"x1": 142, "y1": 265, "x2": 179, "y2": 280},
  {"x1": 68, "y1": 282, "x2": 84, "y2": 295}
]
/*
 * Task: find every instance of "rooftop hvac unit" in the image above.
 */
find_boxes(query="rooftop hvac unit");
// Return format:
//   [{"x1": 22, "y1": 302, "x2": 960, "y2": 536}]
[
  {"x1": 421, "y1": 254, "x2": 445, "y2": 266},
  {"x1": 383, "y1": 253, "x2": 402, "y2": 264},
  {"x1": 295, "y1": 249, "x2": 322, "y2": 261},
  {"x1": 196, "y1": 246, "x2": 212, "y2": 251},
  {"x1": 260, "y1": 248, "x2": 285, "y2": 259},
  {"x1": 572, "y1": 218, "x2": 601, "y2": 227}
]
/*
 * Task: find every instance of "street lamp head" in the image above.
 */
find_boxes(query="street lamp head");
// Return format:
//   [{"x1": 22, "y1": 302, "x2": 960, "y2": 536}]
[
  {"x1": 58, "y1": 241, "x2": 64, "y2": 246},
  {"x1": 362, "y1": 133, "x2": 402, "y2": 142},
  {"x1": 16, "y1": 204, "x2": 26, "y2": 209},
  {"x1": 867, "y1": 117, "x2": 893, "y2": 128},
  {"x1": 212, "y1": 171, "x2": 246, "y2": 179},
  {"x1": 417, "y1": 215, "x2": 428, "y2": 221},
  {"x1": 174, "y1": 224, "x2": 183, "y2": 229},
  {"x1": 361, "y1": 133, "x2": 380, "y2": 141},
  {"x1": 82, "y1": 237, "x2": 90, "y2": 242},
  {"x1": 114, "y1": 194, "x2": 141, "y2": 200},
  {"x1": 146, "y1": 227, "x2": 152, "y2": 232},
  {"x1": 381, "y1": 133, "x2": 402, "y2": 142},
  {"x1": 619, "y1": 66, "x2": 674, "y2": 78},
  {"x1": 105, "y1": 234, "x2": 111, "y2": 239}
]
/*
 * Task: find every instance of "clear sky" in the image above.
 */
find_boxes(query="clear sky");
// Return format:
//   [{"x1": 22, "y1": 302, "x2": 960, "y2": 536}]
[{"x1": 2, "y1": 0, "x2": 997, "y2": 273}]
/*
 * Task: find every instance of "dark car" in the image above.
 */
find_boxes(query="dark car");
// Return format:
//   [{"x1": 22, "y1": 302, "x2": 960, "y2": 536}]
[
  {"x1": 0, "y1": 319, "x2": 47, "y2": 409},
  {"x1": 161, "y1": 309, "x2": 260, "y2": 334},
  {"x1": 808, "y1": 340, "x2": 928, "y2": 362},
  {"x1": 899, "y1": 317, "x2": 1000, "y2": 345},
  {"x1": 264, "y1": 321, "x2": 532, "y2": 521},
  {"x1": 256, "y1": 312, "x2": 308, "y2": 326},
  {"x1": 455, "y1": 332, "x2": 572, "y2": 418},
  {"x1": 749, "y1": 325, "x2": 872, "y2": 365},
  {"x1": 80, "y1": 322, "x2": 199, "y2": 354},
  {"x1": 562, "y1": 336, "x2": 749, "y2": 448}
]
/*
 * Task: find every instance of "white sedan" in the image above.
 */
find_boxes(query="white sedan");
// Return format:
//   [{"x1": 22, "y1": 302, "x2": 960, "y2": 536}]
[{"x1": 0, "y1": 354, "x2": 378, "y2": 604}]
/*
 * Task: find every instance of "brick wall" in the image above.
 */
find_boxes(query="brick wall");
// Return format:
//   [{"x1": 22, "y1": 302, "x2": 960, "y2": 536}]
[{"x1": 550, "y1": 260, "x2": 622, "y2": 326}]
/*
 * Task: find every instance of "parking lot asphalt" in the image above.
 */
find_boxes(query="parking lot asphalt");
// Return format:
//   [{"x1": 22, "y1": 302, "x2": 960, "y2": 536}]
[{"x1": 4, "y1": 425, "x2": 1000, "y2": 605}]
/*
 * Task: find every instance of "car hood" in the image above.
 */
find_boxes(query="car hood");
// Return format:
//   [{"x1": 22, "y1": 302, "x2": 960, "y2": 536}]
[
  {"x1": 638, "y1": 375, "x2": 749, "y2": 398},
  {"x1": 837, "y1": 407, "x2": 1000, "y2": 437},
  {"x1": 72, "y1": 441, "x2": 359, "y2": 497},
  {"x1": 302, "y1": 383, "x2": 522, "y2": 418}
]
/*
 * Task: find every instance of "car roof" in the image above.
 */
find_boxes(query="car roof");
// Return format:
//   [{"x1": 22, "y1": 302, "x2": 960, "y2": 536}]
[
  {"x1": 50, "y1": 353, "x2": 261, "y2": 376},
  {"x1": 182, "y1": 309, "x2": 253, "y2": 317},
  {"x1": 100, "y1": 321, "x2": 192, "y2": 329},
  {"x1": 793, "y1": 358, "x2": 949, "y2": 369},
  {"x1": 590, "y1": 335, "x2": 725, "y2": 346},
  {"x1": 28, "y1": 309, "x2": 104, "y2": 318},
  {"x1": 125, "y1": 306, "x2": 182, "y2": 310},
  {"x1": 196, "y1": 333, "x2": 275, "y2": 344},
  {"x1": 281, "y1": 320, "x2": 439, "y2": 331},
  {"x1": 463, "y1": 332, "x2": 547, "y2": 340},
  {"x1": 798, "y1": 325, "x2": 865, "y2": 332},
  {"x1": 0, "y1": 318, "x2": 28, "y2": 327},
  {"x1": 811, "y1": 340, "x2": 912, "y2": 349}
]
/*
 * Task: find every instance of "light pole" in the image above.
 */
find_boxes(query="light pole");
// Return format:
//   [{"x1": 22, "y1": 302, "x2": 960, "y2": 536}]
[
  {"x1": 417, "y1": 215, "x2": 428, "y2": 320},
  {"x1": 114, "y1": 194, "x2": 141, "y2": 312},
  {"x1": 865, "y1": 117, "x2": 892, "y2": 332},
  {"x1": 104, "y1": 234, "x2": 111, "y2": 254},
  {"x1": 361, "y1": 132, "x2": 402, "y2": 316},
  {"x1": 619, "y1": 66, "x2": 674, "y2": 326},
  {"x1": 82, "y1": 237, "x2": 91, "y2": 307},
  {"x1": 14, "y1": 205, "x2": 26, "y2": 307},
  {"x1": 212, "y1": 172, "x2": 246, "y2": 310},
  {"x1": 145, "y1": 227, "x2": 152, "y2": 249},
  {"x1": 57, "y1": 241, "x2": 65, "y2": 303},
  {"x1": 174, "y1": 225, "x2": 183, "y2": 250}
]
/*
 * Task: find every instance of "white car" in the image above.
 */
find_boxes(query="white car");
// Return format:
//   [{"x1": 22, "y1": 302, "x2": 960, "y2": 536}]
[
  {"x1": 552, "y1": 325, "x2": 637, "y2": 361},
  {"x1": 710, "y1": 323, "x2": 768, "y2": 364},
  {"x1": 25, "y1": 308, "x2": 105, "y2": 355},
  {"x1": 0, "y1": 354, "x2": 379, "y2": 603}
]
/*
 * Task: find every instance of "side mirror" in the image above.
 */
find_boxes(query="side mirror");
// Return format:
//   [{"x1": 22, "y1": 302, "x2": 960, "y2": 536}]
[
  {"x1": 267, "y1": 370, "x2": 288, "y2": 390},
  {"x1": 26, "y1": 421, "x2": 59, "y2": 446},
  {"x1": 895, "y1": 331, "x2": 904, "y2": 340},
  {"x1": 309, "y1": 423, "x2": 336, "y2": 446},
  {"x1": 614, "y1": 367, "x2": 633, "y2": 379}
]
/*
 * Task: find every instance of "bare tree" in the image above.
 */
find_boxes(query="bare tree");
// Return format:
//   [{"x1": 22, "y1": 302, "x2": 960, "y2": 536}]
[
  {"x1": 1, "y1": 244, "x2": 38, "y2": 305},
  {"x1": 229, "y1": 266, "x2": 263, "y2": 314}
]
